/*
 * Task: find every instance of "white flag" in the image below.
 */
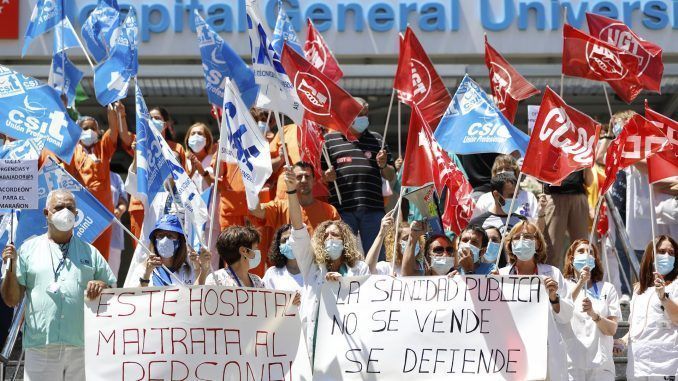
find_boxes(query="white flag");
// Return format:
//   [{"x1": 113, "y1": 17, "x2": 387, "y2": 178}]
[
  {"x1": 221, "y1": 79, "x2": 273, "y2": 210},
  {"x1": 246, "y1": 0, "x2": 303, "y2": 125}
]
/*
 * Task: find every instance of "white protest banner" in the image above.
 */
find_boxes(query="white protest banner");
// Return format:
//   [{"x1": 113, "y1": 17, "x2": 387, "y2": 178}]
[
  {"x1": 0, "y1": 159, "x2": 38, "y2": 209},
  {"x1": 527, "y1": 105, "x2": 540, "y2": 136},
  {"x1": 314, "y1": 275, "x2": 548, "y2": 381},
  {"x1": 85, "y1": 286, "x2": 312, "y2": 381}
]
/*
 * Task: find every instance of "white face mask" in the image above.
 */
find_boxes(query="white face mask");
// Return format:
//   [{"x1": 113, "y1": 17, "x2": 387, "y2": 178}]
[
  {"x1": 188, "y1": 134, "x2": 206, "y2": 152},
  {"x1": 245, "y1": 248, "x2": 261, "y2": 269},
  {"x1": 458, "y1": 241, "x2": 481, "y2": 263},
  {"x1": 50, "y1": 208, "x2": 76, "y2": 232},
  {"x1": 80, "y1": 129, "x2": 98, "y2": 147},
  {"x1": 430, "y1": 256, "x2": 454, "y2": 275},
  {"x1": 156, "y1": 237, "x2": 178, "y2": 258},
  {"x1": 325, "y1": 239, "x2": 344, "y2": 260},
  {"x1": 257, "y1": 121, "x2": 268, "y2": 135}
]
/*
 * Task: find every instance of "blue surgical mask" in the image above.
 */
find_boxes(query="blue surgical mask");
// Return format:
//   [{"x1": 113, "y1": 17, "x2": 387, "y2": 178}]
[
  {"x1": 400, "y1": 240, "x2": 420, "y2": 256},
  {"x1": 484, "y1": 241, "x2": 501, "y2": 263},
  {"x1": 656, "y1": 254, "x2": 675, "y2": 275},
  {"x1": 151, "y1": 118, "x2": 165, "y2": 133},
  {"x1": 280, "y1": 242, "x2": 294, "y2": 260},
  {"x1": 612, "y1": 121, "x2": 623, "y2": 137},
  {"x1": 512, "y1": 238, "x2": 536, "y2": 262},
  {"x1": 325, "y1": 239, "x2": 344, "y2": 260},
  {"x1": 573, "y1": 253, "x2": 596, "y2": 272},
  {"x1": 501, "y1": 197, "x2": 520, "y2": 215},
  {"x1": 458, "y1": 242, "x2": 480, "y2": 263},
  {"x1": 352, "y1": 116, "x2": 369, "y2": 133}
]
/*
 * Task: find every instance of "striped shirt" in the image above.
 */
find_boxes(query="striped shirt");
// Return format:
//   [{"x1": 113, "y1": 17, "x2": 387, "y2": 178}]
[{"x1": 322, "y1": 130, "x2": 393, "y2": 211}]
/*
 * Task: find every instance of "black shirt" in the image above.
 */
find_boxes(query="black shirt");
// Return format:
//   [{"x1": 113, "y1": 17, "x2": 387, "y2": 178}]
[
  {"x1": 321, "y1": 130, "x2": 393, "y2": 212},
  {"x1": 457, "y1": 153, "x2": 499, "y2": 193},
  {"x1": 544, "y1": 171, "x2": 586, "y2": 195}
]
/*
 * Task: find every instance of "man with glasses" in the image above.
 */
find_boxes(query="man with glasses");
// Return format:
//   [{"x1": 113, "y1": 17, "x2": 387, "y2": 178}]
[{"x1": 469, "y1": 172, "x2": 526, "y2": 233}]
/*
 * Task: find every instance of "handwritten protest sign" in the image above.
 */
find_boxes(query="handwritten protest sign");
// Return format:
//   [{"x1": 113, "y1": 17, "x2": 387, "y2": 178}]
[
  {"x1": 85, "y1": 286, "x2": 312, "y2": 381},
  {"x1": 0, "y1": 159, "x2": 38, "y2": 209},
  {"x1": 314, "y1": 275, "x2": 548, "y2": 380}
]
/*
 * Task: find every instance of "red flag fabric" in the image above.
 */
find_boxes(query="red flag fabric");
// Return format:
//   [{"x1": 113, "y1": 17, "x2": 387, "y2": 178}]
[
  {"x1": 586, "y1": 13, "x2": 663, "y2": 93},
  {"x1": 644, "y1": 101, "x2": 678, "y2": 183},
  {"x1": 522, "y1": 87, "x2": 601, "y2": 185},
  {"x1": 562, "y1": 24, "x2": 643, "y2": 104},
  {"x1": 304, "y1": 19, "x2": 343, "y2": 83},
  {"x1": 297, "y1": 119, "x2": 329, "y2": 197},
  {"x1": 644, "y1": 101, "x2": 678, "y2": 148},
  {"x1": 596, "y1": 201, "x2": 609, "y2": 237},
  {"x1": 600, "y1": 113, "x2": 669, "y2": 194},
  {"x1": 0, "y1": 0, "x2": 19, "y2": 39},
  {"x1": 393, "y1": 27, "x2": 451, "y2": 129},
  {"x1": 281, "y1": 44, "x2": 362, "y2": 141},
  {"x1": 484, "y1": 35, "x2": 540, "y2": 123}
]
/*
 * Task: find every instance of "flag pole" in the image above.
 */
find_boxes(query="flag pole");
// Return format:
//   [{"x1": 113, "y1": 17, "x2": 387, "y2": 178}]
[
  {"x1": 390, "y1": 194, "x2": 403, "y2": 276},
  {"x1": 397, "y1": 100, "x2": 402, "y2": 158},
  {"x1": 602, "y1": 84, "x2": 614, "y2": 118},
  {"x1": 70, "y1": 23, "x2": 96, "y2": 71},
  {"x1": 208, "y1": 105, "x2": 223, "y2": 253},
  {"x1": 648, "y1": 182, "x2": 659, "y2": 273},
  {"x1": 381, "y1": 89, "x2": 396, "y2": 150},
  {"x1": 494, "y1": 172, "x2": 523, "y2": 269},
  {"x1": 560, "y1": 74, "x2": 565, "y2": 98},
  {"x1": 7, "y1": 209, "x2": 14, "y2": 273},
  {"x1": 321, "y1": 142, "x2": 342, "y2": 205},
  {"x1": 273, "y1": 112, "x2": 291, "y2": 167}
]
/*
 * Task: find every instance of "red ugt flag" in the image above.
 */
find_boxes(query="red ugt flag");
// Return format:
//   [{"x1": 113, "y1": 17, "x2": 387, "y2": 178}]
[
  {"x1": 484, "y1": 35, "x2": 540, "y2": 123},
  {"x1": 586, "y1": 13, "x2": 663, "y2": 93},
  {"x1": 304, "y1": 19, "x2": 343, "y2": 83},
  {"x1": 645, "y1": 102, "x2": 678, "y2": 183},
  {"x1": 297, "y1": 119, "x2": 330, "y2": 197},
  {"x1": 393, "y1": 27, "x2": 451, "y2": 130},
  {"x1": 600, "y1": 113, "x2": 669, "y2": 195},
  {"x1": 0, "y1": 0, "x2": 19, "y2": 39},
  {"x1": 281, "y1": 44, "x2": 363, "y2": 141},
  {"x1": 522, "y1": 87, "x2": 601, "y2": 185},
  {"x1": 562, "y1": 24, "x2": 643, "y2": 104}
]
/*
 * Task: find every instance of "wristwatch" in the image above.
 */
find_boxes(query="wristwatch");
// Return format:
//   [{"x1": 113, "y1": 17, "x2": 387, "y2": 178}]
[{"x1": 139, "y1": 277, "x2": 150, "y2": 285}]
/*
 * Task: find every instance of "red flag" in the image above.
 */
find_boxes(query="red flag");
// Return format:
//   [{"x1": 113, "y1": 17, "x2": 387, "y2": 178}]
[
  {"x1": 402, "y1": 107, "x2": 473, "y2": 234},
  {"x1": 522, "y1": 87, "x2": 601, "y2": 185},
  {"x1": 281, "y1": 44, "x2": 362, "y2": 141},
  {"x1": 484, "y1": 35, "x2": 540, "y2": 123},
  {"x1": 0, "y1": 0, "x2": 19, "y2": 39},
  {"x1": 644, "y1": 101, "x2": 678, "y2": 148},
  {"x1": 297, "y1": 119, "x2": 329, "y2": 197},
  {"x1": 562, "y1": 24, "x2": 643, "y2": 104},
  {"x1": 644, "y1": 101, "x2": 678, "y2": 183},
  {"x1": 600, "y1": 114, "x2": 669, "y2": 194},
  {"x1": 596, "y1": 201, "x2": 609, "y2": 237},
  {"x1": 304, "y1": 19, "x2": 343, "y2": 83},
  {"x1": 586, "y1": 13, "x2": 663, "y2": 93},
  {"x1": 393, "y1": 27, "x2": 451, "y2": 129}
]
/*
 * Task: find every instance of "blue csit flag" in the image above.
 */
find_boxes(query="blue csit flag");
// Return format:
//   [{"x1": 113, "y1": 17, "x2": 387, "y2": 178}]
[
  {"x1": 0, "y1": 138, "x2": 45, "y2": 160},
  {"x1": 433, "y1": 75, "x2": 530, "y2": 156},
  {"x1": 80, "y1": 0, "x2": 120, "y2": 62},
  {"x1": 14, "y1": 159, "x2": 115, "y2": 249},
  {"x1": 194, "y1": 11, "x2": 258, "y2": 109},
  {"x1": 53, "y1": 18, "x2": 80, "y2": 53},
  {"x1": 93, "y1": 7, "x2": 138, "y2": 106},
  {"x1": 0, "y1": 65, "x2": 81, "y2": 163},
  {"x1": 22, "y1": 0, "x2": 66, "y2": 56},
  {"x1": 48, "y1": 51, "x2": 84, "y2": 107},
  {"x1": 271, "y1": 3, "x2": 303, "y2": 57}
]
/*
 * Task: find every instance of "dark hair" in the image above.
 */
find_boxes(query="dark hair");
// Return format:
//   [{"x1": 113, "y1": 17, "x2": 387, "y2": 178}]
[
  {"x1": 460, "y1": 224, "x2": 489, "y2": 249},
  {"x1": 216, "y1": 226, "x2": 260, "y2": 266},
  {"x1": 149, "y1": 230, "x2": 188, "y2": 272},
  {"x1": 423, "y1": 233, "x2": 453, "y2": 261},
  {"x1": 490, "y1": 172, "x2": 517, "y2": 194},
  {"x1": 638, "y1": 235, "x2": 678, "y2": 294},
  {"x1": 269, "y1": 224, "x2": 292, "y2": 268},
  {"x1": 294, "y1": 161, "x2": 315, "y2": 176},
  {"x1": 562, "y1": 239, "x2": 604, "y2": 282}
]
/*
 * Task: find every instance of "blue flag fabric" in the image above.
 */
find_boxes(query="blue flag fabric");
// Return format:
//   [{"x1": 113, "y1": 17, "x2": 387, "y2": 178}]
[
  {"x1": 0, "y1": 65, "x2": 81, "y2": 162},
  {"x1": 0, "y1": 138, "x2": 45, "y2": 160},
  {"x1": 53, "y1": 18, "x2": 80, "y2": 53},
  {"x1": 48, "y1": 51, "x2": 84, "y2": 107},
  {"x1": 80, "y1": 0, "x2": 120, "y2": 62},
  {"x1": 22, "y1": 0, "x2": 66, "y2": 56},
  {"x1": 14, "y1": 159, "x2": 115, "y2": 249},
  {"x1": 93, "y1": 8, "x2": 138, "y2": 106},
  {"x1": 272, "y1": 4, "x2": 303, "y2": 56},
  {"x1": 194, "y1": 11, "x2": 258, "y2": 109},
  {"x1": 434, "y1": 75, "x2": 530, "y2": 156}
]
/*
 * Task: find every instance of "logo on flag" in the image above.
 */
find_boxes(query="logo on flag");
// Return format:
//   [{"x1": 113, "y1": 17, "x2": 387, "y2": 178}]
[
  {"x1": 488, "y1": 63, "x2": 512, "y2": 110},
  {"x1": 22, "y1": 0, "x2": 65, "y2": 56},
  {"x1": 404, "y1": 59, "x2": 432, "y2": 105},
  {"x1": 295, "y1": 74, "x2": 331, "y2": 116},
  {"x1": 81, "y1": 0, "x2": 121, "y2": 62},
  {"x1": 585, "y1": 42, "x2": 628, "y2": 80},
  {"x1": 272, "y1": 4, "x2": 302, "y2": 56},
  {"x1": 304, "y1": 19, "x2": 343, "y2": 83}
]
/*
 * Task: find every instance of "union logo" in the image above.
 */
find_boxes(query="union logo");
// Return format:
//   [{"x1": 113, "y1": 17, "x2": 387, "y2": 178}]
[
  {"x1": 597, "y1": 23, "x2": 651, "y2": 76},
  {"x1": 304, "y1": 37, "x2": 327, "y2": 71},
  {"x1": 489, "y1": 62, "x2": 512, "y2": 112},
  {"x1": 294, "y1": 72, "x2": 331, "y2": 116},
  {"x1": 585, "y1": 42, "x2": 627, "y2": 80}
]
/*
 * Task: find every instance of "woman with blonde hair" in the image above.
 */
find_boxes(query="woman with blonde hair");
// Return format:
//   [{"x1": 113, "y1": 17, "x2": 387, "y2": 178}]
[{"x1": 184, "y1": 122, "x2": 215, "y2": 192}]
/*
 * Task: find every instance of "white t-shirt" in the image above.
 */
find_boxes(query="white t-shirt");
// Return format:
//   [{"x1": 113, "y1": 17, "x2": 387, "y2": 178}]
[
  {"x1": 374, "y1": 261, "x2": 402, "y2": 276},
  {"x1": 627, "y1": 282, "x2": 678, "y2": 378},
  {"x1": 263, "y1": 265, "x2": 304, "y2": 291},
  {"x1": 473, "y1": 190, "x2": 539, "y2": 221},
  {"x1": 562, "y1": 280, "x2": 621, "y2": 374}
]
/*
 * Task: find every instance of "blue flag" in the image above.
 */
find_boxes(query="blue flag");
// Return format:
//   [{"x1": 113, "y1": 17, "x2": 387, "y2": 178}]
[
  {"x1": 93, "y1": 7, "x2": 138, "y2": 106},
  {"x1": 194, "y1": 11, "x2": 258, "y2": 109},
  {"x1": 0, "y1": 65, "x2": 81, "y2": 162},
  {"x1": 0, "y1": 138, "x2": 45, "y2": 160},
  {"x1": 433, "y1": 75, "x2": 530, "y2": 156},
  {"x1": 48, "y1": 51, "x2": 84, "y2": 107},
  {"x1": 80, "y1": 0, "x2": 120, "y2": 62},
  {"x1": 53, "y1": 18, "x2": 80, "y2": 53},
  {"x1": 22, "y1": 0, "x2": 66, "y2": 56},
  {"x1": 14, "y1": 159, "x2": 115, "y2": 249},
  {"x1": 272, "y1": 3, "x2": 303, "y2": 56}
]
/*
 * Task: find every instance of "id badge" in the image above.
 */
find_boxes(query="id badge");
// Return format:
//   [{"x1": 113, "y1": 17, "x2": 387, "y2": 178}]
[{"x1": 47, "y1": 282, "x2": 60, "y2": 294}]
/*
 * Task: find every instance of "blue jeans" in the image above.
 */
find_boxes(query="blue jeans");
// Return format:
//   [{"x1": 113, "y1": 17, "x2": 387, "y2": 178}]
[{"x1": 340, "y1": 208, "x2": 385, "y2": 261}]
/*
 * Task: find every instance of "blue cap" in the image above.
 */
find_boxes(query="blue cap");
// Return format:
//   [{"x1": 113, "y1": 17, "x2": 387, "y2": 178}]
[{"x1": 150, "y1": 214, "x2": 184, "y2": 239}]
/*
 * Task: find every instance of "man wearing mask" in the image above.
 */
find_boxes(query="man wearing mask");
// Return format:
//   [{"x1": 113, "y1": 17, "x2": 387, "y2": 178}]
[
  {"x1": 469, "y1": 172, "x2": 526, "y2": 233},
  {"x1": 321, "y1": 97, "x2": 396, "y2": 256},
  {"x1": 1, "y1": 189, "x2": 116, "y2": 381}
]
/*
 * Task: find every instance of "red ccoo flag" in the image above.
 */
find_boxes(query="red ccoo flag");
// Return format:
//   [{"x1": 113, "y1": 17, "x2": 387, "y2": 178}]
[
  {"x1": 562, "y1": 24, "x2": 643, "y2": 104},
  {"x1": 522, "y1": 87, "x2": 601, "y2": 185},
  {"x1": 393, "y1": 27, "x2": 451, "y2": 130},
  {"x1": 304, "y1": 19, "x2": 343, "y2": 83},
  {"x1": 484, "y1": 35, "x2": 540, "y2": 123},
  {"x1": 0, "y1": 0, "x2": 19, "y2": 39},
  {"x1": 644, "y1": 101, "x2": 678, "y2": 183},
  {"x1": 281, "y1": 44, "x2": 363, "y2": 141},
  {"x1": 600, "y1": 113, "x2": 669, "y2": 195},
  {"x1": 586, "y1": 13, "x2": 663, "y2": 93}
]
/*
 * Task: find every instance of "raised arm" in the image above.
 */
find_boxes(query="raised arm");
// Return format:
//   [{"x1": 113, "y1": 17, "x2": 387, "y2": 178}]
[
  {"x1": 365, "y1": 211, "x2": 394, "y2": 274},
  {"x1": 401, "y1": 220, "x2": 425, "y2": 276}
]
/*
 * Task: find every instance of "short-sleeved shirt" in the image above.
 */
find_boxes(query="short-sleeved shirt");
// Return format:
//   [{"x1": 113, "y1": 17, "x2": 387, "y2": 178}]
[
  {"x1": 321, "y1": 130, "x2": 392, "y2": 211},
  {"x1": 261, "y1": 199, "x2": 339, "y2": 237},
  {"x1": 263, "y1": 266, "x2": 303, "y2": 291},
  {"x1": 15, "y1": 234, "x2": 117, "y2": 348}
]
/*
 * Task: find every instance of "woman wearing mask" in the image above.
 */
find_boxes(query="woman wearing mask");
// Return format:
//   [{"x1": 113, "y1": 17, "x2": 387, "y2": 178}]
[
  {"x1": 205, "y1": 225, "x2": 265, "y2": 288},
  {"x1": 401, "y1": 222, "x2": 455, "y2": 276},
  {"x1": 263, "y1": 224, "x2": 304, "y2": 291},
  {"x1": 561, "y1": 240, "x2": 620, "y2": 381},
  {"x1": 498, "y1": 221, "x2": 574, "y2": 381},
  {"x1": 364, "y1": 210, "x2": 412, "y2": 276},
  {"x1": 455, "y1": 225, "x2": 494, "y2": 275},
  {"x1": 623, "y1": 235, "x2": 678, "y2": 380},
  {"x1": 134, "y1": 214, "x2": 211, "y2": 287},
  {"x1": 482, "y1": 227, "x2": 505, "y2": 267},
  {"x1": 184, "y1": 122, "x2": 215, "y2": 192}
]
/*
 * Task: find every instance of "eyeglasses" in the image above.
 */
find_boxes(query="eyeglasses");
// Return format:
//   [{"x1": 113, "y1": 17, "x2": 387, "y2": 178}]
[{"x1": 431, "y1": 247, "x2": 454, "y2": 254}]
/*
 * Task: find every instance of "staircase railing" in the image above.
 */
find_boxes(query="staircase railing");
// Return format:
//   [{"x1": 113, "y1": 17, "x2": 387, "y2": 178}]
[{"x1": 0, "y1": 296, "x2": 25, "y2": 381}]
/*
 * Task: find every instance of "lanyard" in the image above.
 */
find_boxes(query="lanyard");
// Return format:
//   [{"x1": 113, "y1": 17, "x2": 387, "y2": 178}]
[
  {"x1": 50, "y1": 242, "x2": 69, "y2": 282},
  {"x1": 227, "y1": 266, "x2": 244, "y2": 287},
  {"x1": 588, "y1": 282, "x2": 600, "y2": 299}
]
